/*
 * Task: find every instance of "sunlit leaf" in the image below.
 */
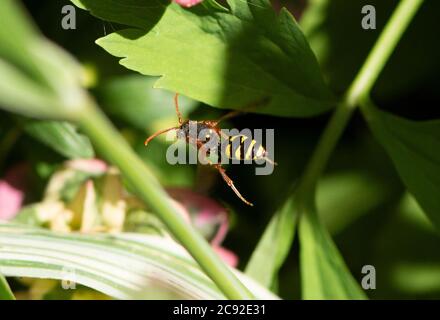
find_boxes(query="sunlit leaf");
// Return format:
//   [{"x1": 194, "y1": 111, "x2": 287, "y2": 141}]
[{"x1": 74, "y1": 0, "x2": 335, "y2": 117}]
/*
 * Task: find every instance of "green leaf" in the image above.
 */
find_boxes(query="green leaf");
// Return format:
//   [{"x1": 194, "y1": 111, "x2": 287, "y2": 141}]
[
  {"x1": 299, "y1": 209, "x2": 367, "y2": 299},
  {"x1": 24, "y1": 121, "x2": 94, "y2": 159},
  {"x1": 75, "y1": 0, "x2": 334, "y2": 117},
  {"x1": 70, "y1": 0, "x2": 86, "y2": 10},
  {"x1": 363, "y1": 105, "x2": 440, "y2": 230},
  {"x1": 95, "y1": 75, "x2": 197, "y2": 130},
  {"x1": 0, "y1": 274, "x2": 15, "y2": 300},
  {"x1": 71, "y1": 0, "x2": 169, "y2": 29},
  {"x1": 0, "y1": 223, "x2": 278, "y2": 300},
  {"x1": 245, "y1": 197, "x2": 297, "y2": 288}
]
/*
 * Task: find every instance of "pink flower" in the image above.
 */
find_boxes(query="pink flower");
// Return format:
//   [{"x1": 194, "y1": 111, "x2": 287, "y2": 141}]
[
  {"x1": 213, "y1": 246, "x2": 238, "y2": 268},
  {"x1": 0, "y1": 163, "x2": 29, "y2": 220},
  {"x1": 174, "y1": 0, "x2": 203, "y2": 8},
  {"x1": 66, "y1": 158, "x2": 108, "y2": 174},
  {"x1": 167, "y1": 188, "x2": 238, "y2": 267}
]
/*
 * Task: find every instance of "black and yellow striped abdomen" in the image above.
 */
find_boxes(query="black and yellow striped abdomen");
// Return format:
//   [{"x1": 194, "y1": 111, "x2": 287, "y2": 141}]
[{"x1": 224, "y1": 135, "x2": 266, "y2": 161}]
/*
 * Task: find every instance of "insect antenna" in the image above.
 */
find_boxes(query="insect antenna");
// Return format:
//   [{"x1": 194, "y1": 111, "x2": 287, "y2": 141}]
[
  {"x1": 174, "y1": 93, "x2": 183, "y2": 125},
  {"x1": 144, "y1": 126, "x2": 179, "y2": 146}
]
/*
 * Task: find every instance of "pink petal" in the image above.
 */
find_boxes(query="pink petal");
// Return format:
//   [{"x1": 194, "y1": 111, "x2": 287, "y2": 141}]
[
  {"x1": 174, "y1": 0, "x2": 203, "y2": 8},
  {"x1": 0, "y1": 163, "x2": 28, "y2": 220},
  {"x1": 167, "y1": 188, "x2": 230, "y2": 245},
  {"x1": 213, "y1": 246, "x2": 238, "y2": 268},
  {"x1": 0, "y1": 181, "x2": 24, "y2": 220},
  {"x1": 66, "y1": 159, "x2": 108, "y2": 174},
  {"x1": 209, "y1": 216, "x2": 229, "y2": 247},
  {"x1": 170, "y1": 198, "x2": 192, "y2": 224}
]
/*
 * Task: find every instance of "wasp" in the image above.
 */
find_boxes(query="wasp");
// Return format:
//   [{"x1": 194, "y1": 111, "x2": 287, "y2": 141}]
[{"x1": 144, "y1": 94, "x2": 275, "y2": 206}]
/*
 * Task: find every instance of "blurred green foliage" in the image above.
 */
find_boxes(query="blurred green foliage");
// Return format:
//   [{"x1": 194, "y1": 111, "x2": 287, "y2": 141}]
[{"x1": 0, "y1": 0, "x2": 439, "y2": 299}]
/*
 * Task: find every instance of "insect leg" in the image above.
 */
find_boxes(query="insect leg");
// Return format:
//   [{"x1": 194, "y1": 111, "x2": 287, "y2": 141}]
[
  {"x1": 197, "y1": 141, "x2": 253, "y2": 206},
  {"x1": 260, "y1": 150, "x2": 277, "y2": 166},
  {"x1": 264, "y1": 156, "x2": 278, "y2": 166},
  {"x1": 215, "y1": 164, "x2": 254, "y2": 206}
]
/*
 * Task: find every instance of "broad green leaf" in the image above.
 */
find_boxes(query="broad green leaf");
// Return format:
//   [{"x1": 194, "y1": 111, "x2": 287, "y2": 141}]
[
  {"x1": 363, "y1": 105, "x2": 440, "y2": 230},
  {"x1": 95, "y1": 75, "x2": 198, "y2": 131},
  {"x1": 245, "y1": 197, "x2": 297, "y2": 288},
  {"x1": 75, "y1": 0, "x2": 335, "y2": 117},
  {"x1": 70, "y1": 0, "x2": 86, "y2": 10},
  {"x1": 24, "y1": 121, "x2": 94, "y2": 159},
  {"x1": 71, "y1": 0, "x2": 169, "y2": 30},
  {"x1": 0, "y1": 223, "x2": 278, "y2": 300},
  {"x1": 299, "y1": 209, "x2": 366, "y2": 299},
  {"x1": 0, "y1": 274, "x2": 14, "y2": 300}
]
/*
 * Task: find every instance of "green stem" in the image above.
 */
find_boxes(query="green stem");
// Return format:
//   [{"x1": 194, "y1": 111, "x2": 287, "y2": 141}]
[
  {"x1": 0, "y1": 274, "x2": 15, "y2": 300},
  {"x1": 296, "y1": 0, "x2": 423, "y2": 201},
  {"x1": 79, "y1": 103, "x2": 253, "y2": 300}
]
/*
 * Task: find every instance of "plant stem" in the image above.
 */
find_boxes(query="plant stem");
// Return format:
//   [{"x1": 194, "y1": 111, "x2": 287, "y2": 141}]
[
  {"x1": 296, "y1": 0, "x2": 423, "y2": 201},
  {"x1": 79, "y1": 103, "x2": 254, "y2": 300}
]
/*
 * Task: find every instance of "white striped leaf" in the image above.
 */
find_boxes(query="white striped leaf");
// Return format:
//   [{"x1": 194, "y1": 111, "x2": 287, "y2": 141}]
[{"x1": 0, "y1": 223, "x2": 278, "y2": 300}]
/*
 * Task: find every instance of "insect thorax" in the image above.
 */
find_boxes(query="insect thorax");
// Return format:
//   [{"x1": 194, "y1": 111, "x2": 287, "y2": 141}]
[{"x1": 179, "y1": 120, "x2": 215, "y2": 141}]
